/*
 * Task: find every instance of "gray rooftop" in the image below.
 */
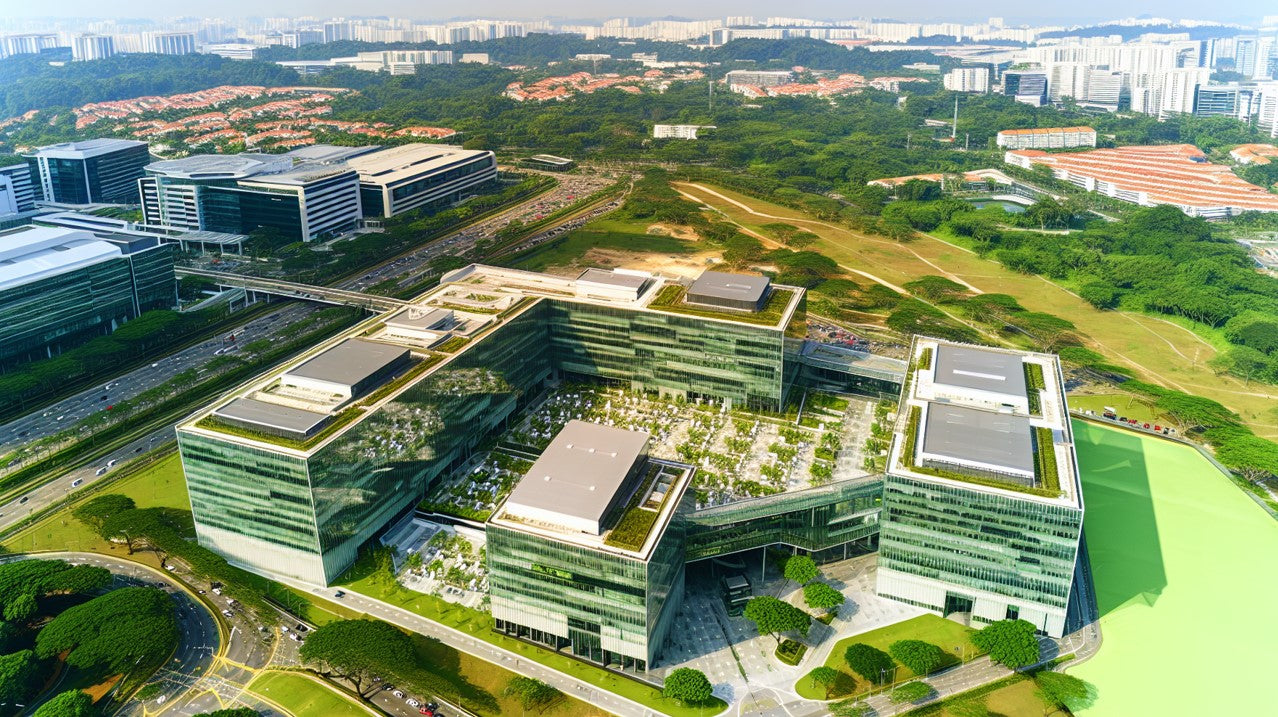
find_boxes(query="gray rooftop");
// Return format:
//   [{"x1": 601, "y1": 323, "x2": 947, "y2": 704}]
[
  {"x1": 920, "y1": 403, "x2": 1035, "y2": 477},
  {"x1": 687, "y1": 270, "x2": 770, "y2": 304},
  {"x1": 286, "y1": 144, "x2": 382, "y2": 163},
  {"x1": 503, "y1": 420, "x2": 649, "y2": 532},
  {"x1": 146, "y1": 153, "x2": 289, "y2": 180},
  {"x1": 386, "y1": 307, "x2": 453, "y2": 331},
  {"x1": 933, "y1": 344, "x2": 1027, "y2": 400},
  {"x1": 213, "y1": 397, "x2": 330, "y2": 436},
  {"x1": 284, "y1": 339, "x2": 410, "y2": 389},
  {"x1": 31, "y1": 138, "x2": 148, "y2": 159},
  {"x1": 577, "y1": 268, "x2": 648, "y2": 290}
]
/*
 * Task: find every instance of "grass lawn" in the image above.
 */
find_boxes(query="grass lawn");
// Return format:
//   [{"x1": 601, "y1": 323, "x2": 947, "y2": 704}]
[
  {"x1": 248, "y1": 671, "x2": 375, "y2": 717},
  {"x1": 1066, "y1": 393, "x2": 1161, "y2": 424},
  {"x1": 337, "y1": 553, "x2": 726, "y2": 717},
  {"x1": 795, "y1": 614, "x2": 978, "y2": 700},
  {"x1": 2, "y1": 451, "x2": 190, "y2": 554},
  {"x1": 1070, "y1": 420, "x2": 1278, "y2": 716},
  {"x1": 505, "y1": 218, "x2": 698, "y2": 272},
  {"x1": 674, "y1": 182, "x2": 1278, "y2": 440},
  {"x1": 902, "y1": 675, "x2": 1051, "y2": 716}
]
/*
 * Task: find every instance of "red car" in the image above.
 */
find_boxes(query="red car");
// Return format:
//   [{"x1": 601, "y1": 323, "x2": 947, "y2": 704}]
[{"x1": 419, "y1": 710, "x2": 433, "y2": 716}]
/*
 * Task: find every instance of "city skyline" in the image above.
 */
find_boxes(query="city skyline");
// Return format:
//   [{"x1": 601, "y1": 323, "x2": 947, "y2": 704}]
[{"x1": 1, "y1": 2, "x2": 1273, "y2": 25}]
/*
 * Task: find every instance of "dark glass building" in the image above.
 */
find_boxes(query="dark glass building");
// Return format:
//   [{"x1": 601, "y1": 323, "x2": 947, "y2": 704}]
[{"x1": 26, "y1": 139, "x2": 151, "y2": 204}]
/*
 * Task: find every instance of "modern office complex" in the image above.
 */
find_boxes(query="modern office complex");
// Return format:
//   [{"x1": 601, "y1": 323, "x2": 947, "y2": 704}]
[
  {"x1": 874, "y1": 337, "x2": 1084, "y2": 637},
  {"x1": 345, "y1": 144, "x2": 497, "y2": 217},
  {"x1": 140, "y1": 153, "x2": 363, "y2": 241},
  {"x1": 26, "y1": 139, "x2": 151, "y2": 205},
  {"x1": 0, "y1": 164, "x2": 37, "y2": 217},
  {"x1": 0, "y1": 225, "x2": 176, "y2": 366},
  {"x1": 488, "y1": 421, "x2": 693, "y2": 670},
  {"x1": 1002, "y1": 70, "x2": 1049, "y2": 106},
  {"x1": 996, "y1": 127, "x2": 1097, "y2": 150}
]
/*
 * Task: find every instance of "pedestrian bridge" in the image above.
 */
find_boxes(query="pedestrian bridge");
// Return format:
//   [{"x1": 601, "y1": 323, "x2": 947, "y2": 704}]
[{"x1": 176, "y1": 268, "x2": 408, "y2": 312}]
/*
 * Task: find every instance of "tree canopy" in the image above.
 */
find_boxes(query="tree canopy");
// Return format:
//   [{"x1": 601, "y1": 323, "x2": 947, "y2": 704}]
[
  {"x1": 34, "y1": 587, "x2": 178, "y2": 677},
  {"x1": 888, "y1": 640, "x2": 945, "y2": 676},
  {"x1": 503, "y1": 676, "x2": 562, "y2": 713},
  {"x1": 662, "y1": 667, "x2": 713, "y2": 705},
  {"x1": 1034, "y1": 671, "x2": 1094, "y2": 711},
  {"x1": 802, "y1": 582, "x2": 846, "y2": 612},
  {"x1": 808, "y1": 666, "x2": 842, "y2": 699},
  {"x1": 844, "y1": 643, "x2": 894, "y2": 684},
  {"x1": 0, "y1": 559, "x2": 111, "y2": 619},
  {"x1": 889, "y1": 680, "x2": 934, "y2": 704},
  {"x1": 298, "y1": 619, "x2": 415, "y2": 697},
  {"x1": 743, "y1": 596, "x2": 811, "y2": 645},
  {"x1": 0, "y1": 649, "x2": 41, "y2": 704},
  {"x1": 783, "y1": 554, "x2": 820, "y2": 586},
  {"x1": 970, "y1": 619, "x2": 1040, "y2": 671},
  {"x1": 33, "y1": 689, "x2": 94, "y2": 717}
]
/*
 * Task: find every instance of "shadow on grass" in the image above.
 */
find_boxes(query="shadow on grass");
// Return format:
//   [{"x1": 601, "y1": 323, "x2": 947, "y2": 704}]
[{"x1": 1072, "y1": 420, "x2": 1167, "y2": 618}]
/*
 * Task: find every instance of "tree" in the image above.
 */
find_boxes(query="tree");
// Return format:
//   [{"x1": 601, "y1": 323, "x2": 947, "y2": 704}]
[
  {"x1": 971, "y1": 619, "x2": 1040, "y2": 671},
  {"x1": 662, "y1": 667, "x2": 713, "y2": 705},
  {"x1": 1152, "y1": 391, "x2": 1237, "y2": 433},
  {"x1": 1034, "y1": 671, "x2": 1093, "y2": 711},
  {"x1": 0, "y1": 559, "x2": 110, "y2": 619},
  {"x1": 743, "y1": 596, "x2": 811, "y2": 645},
  {"x1": 0, "y1": 649, "x2": 40, "y2": 704},
  {"x1": 1078, "y1": 281, "x2": 1120, "y2": 310},
  {"x1": 843, "y1": 643, "x2": 894, "y2": 684},
  {"x1": 1215, "y1": 434, "x2": 1278, "y2": 483},
  {"x1": 3, "y1": 593, "x2": 36, "y2": 622},
  {"x1": 299, "y1": 619, "x2": 414, "y2": 697},
  {"x1": 904, "y1": 276, "x2": 969, "y2": 303},
  {"x1": 503, "y1": 676, "x2": 562, "y2": 713},
  {"x1": 35, "y1": 587, "x2": 178, "y2": 677},
  {"x1": 808, "y1": 666, "x2": 841, "y2": 699},
  {"x1": 888, "y1": 640, "x2": 945, "y2": 676},
  {"x1": 405, "y1": 552, "x2": 424, "y2": 572},
  {"x1": 783, "y1": 554, "x2": 820, "y2": 586},
  {"x1": 73, "y1": 494, "x2": 137, "y2": 530},
  {"x1": 889, "y1": 680, "x2": 933, "y2": 703},
  {"x1": 802, "y1": 582, "x2": 845, "y2": 613},
  {"x1": 33, "y1": 689, "x2": 93, "y2": 717}
]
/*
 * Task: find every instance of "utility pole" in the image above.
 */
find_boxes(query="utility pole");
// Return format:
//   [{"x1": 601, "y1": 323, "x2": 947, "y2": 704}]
[{"x1": 952, "y1": 96, "x2": 959, "y2": 140}]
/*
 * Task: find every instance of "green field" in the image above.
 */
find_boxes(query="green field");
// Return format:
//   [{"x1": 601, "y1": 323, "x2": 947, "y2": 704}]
[
  {"x1": 1066, "y1": 393, "x2": 1160, "y2": 425},
  {"x1": 504, "y1": 218, "x2": 698, "y2": 272},
  {"x1": 248, "y1": 671, "x2": 374, "y2": 717},
  {"x1": 1070, "y1": 420, "x2": 1278, "y2": 715},
  {"x1": 795, "y1": 614, "x2": 978, "y2": 700}
]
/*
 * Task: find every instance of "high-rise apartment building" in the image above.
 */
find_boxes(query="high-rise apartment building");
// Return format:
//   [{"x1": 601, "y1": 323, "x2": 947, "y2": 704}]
[
  {"x1": 943, "y1": 67, "x2": 991, "y2": 93},
  {"x1": 143, "y1": 31, "x2": 196, "y2": 55},
  {"x1": 323, "y1": 20, "x2": 353, "y2": 43},
  {"x1": 26, "y1": 139, "x2": 151, "y2": 205},
  {"x1": 72, "y1": 34, "x2": 115, "y2": 61},
  {"x1": 1158, "y1": 67, "x2": 1211, "y2": 117}
]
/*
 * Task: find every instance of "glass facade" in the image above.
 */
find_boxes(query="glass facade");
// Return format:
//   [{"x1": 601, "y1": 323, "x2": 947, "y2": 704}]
[
  {"x1": 487, "y1": 489, "x2": 688, "y2": 670},
  {"x1": 202, "y1": 185, "x2": 304, "y2": 238},
  {"x1": 0, "y1": 243, "x2": 175, "y2": 367},
  {"x1": 30, "y1": 144, "x2": 151, "y2": 204},
  {"x1": 877, "y1": 474, "x2": 1083, "y2": 611},
  {"x1": 686, "y1": 478, "x2": 882, "y2": 560}
]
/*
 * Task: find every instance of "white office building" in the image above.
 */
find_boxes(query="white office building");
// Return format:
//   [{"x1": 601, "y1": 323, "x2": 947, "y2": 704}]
[
  {"x1": 652, "y1": 124, "x2": 716, "y2": 140},
  {"x1": 0, "y1": 165, "x2": 37, "y2": 217},
  {"x1": 346, "y1": 144, "x2": 497, "y2": 217}
]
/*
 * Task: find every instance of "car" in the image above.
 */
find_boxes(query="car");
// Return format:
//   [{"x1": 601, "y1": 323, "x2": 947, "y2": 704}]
[
  {"x1": 95, "y1": 467, "x2": 107, "y2": 476},
  {"x1": 419, "y1": 709, "x2": 433, "y2": 716},
  {"x1": 56, "y1": 415, "x2": 64, "y2": 421},
  {"x1": 281, "y1": 626, "x2": 290, "y2": 633},
  {"x1": 18, "y1": 496, "x2": 28, "y2": 504},
  {"x1": 212, "y1": 587, "x2": 222, "y2": 595},
  {"x1": 295, "y1": 623, "x2": 308, "y2": 632},
  {"x1": 407, "y1": 698, "x2": 420, "y2": 708},
  {"x1": 151, "y1": 363, "x2": 159, "y2": 368},
  {"x1": 290, "y1": 633, "x2": 302, "y2": 642},
  {"x1": 221, "y1": 609, "x2": 233, "y2": 617},
  {"x1": 197, "y1": 589, "x2": 206, "y2": 594},
  {"x1": 100, "y1": 395, "x2": 108, "y2": 401},
  {"x1": 71, "y1": 478, "x2": 83, "y2": 488},
  {"x1": 426, "y1": 702, "x2": 438, "y2": 711},
  {"x1": 106, "y1": 459, "x2": 117, "y2": 468},
  {"x1": 393, "y1": 690, "x2": 405, "y2": 699},
  {"x1": 333, "y1": 590, "x2": 345, "y2": 598},
  {"x1": 165, "y1": 564, "x2": 176, "y2": 571}
]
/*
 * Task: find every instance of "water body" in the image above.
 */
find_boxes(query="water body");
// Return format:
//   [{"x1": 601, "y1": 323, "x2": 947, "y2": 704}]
[
  {"x1": 1070, "y1": 420, "x2": 1278, "y2": 715},
  {"x1": 966, "y1": 199, "x2": 1027, "y2": 213}
]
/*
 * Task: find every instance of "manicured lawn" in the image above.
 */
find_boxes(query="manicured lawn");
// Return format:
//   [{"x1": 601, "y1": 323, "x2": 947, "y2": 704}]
[
  {"x1": 2, "y1": 451, "x2": 191, "y2": 554},
  {"x1": 795, "y1": 614, "x2": 978, "y2": 700},
  {"x1": 506, "y1": 218, "x2": 698, "y2": 272},
  {"x1": 1066, "y1": 393, "x2": 1161, "y2": 425},
  {"x1": 1070, "y1": 420, "x2": 1278, "y2": 716},
  {"x1": 338, "y1": 553, "x2": 726, "y2": 717},
  {"x1": 248, "y1": 671, "x2": 375, "y2": 717}
]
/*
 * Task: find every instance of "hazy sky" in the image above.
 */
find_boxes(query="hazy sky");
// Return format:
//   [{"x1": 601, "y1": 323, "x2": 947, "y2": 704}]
[{"x1": 1, "y1": 1, "x2": 1272, "y2": 24}]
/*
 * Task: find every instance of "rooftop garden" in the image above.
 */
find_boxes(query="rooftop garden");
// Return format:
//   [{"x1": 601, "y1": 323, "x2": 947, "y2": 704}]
[
  {"x1": 648, "y1": 284, "x2": 795, "y2": 327},
  {"x1": 604, "y1": 463, "x2": 683, "y2": 551},
  {"x1": 900, "y1": 405, "x2": 1064, "y2": 499},
  {"x1": 197, "y1": 353, "x2": 442, "y2": 450},
  {"x1": 1024, "y1": 361, "x2": 1045, "y2": 415}
]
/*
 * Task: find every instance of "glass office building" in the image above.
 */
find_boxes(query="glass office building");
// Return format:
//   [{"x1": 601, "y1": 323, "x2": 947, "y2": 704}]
[
  {"x1": 0, "y1": 226, "x2": 176, "y2": 367},
  {"x1": 26, "y1": 139, "x2": 151, "y2": 205},
  {"x1": 874, "y1": 337, "x2": 1084, "y2": 637}
]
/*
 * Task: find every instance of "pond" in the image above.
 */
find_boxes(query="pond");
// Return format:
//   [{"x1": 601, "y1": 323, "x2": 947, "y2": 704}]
[{"x1": 966, "y1": 198, "x2": 1027, "y2": 213}]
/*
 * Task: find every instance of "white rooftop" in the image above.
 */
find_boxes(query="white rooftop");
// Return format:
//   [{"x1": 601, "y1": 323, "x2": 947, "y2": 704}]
[
  {"x1": 146, "y1": 153, "x2": 291, "y2": 180},
  {"x1": 30, "y1": 138, "x2": 147, "y2": 159},
  {"x1": 346, "y1": 144, "x2": 492, "y2": 186},
  {"x1": 0, "y1": 226, "x2": 122, "y2": 291}
]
